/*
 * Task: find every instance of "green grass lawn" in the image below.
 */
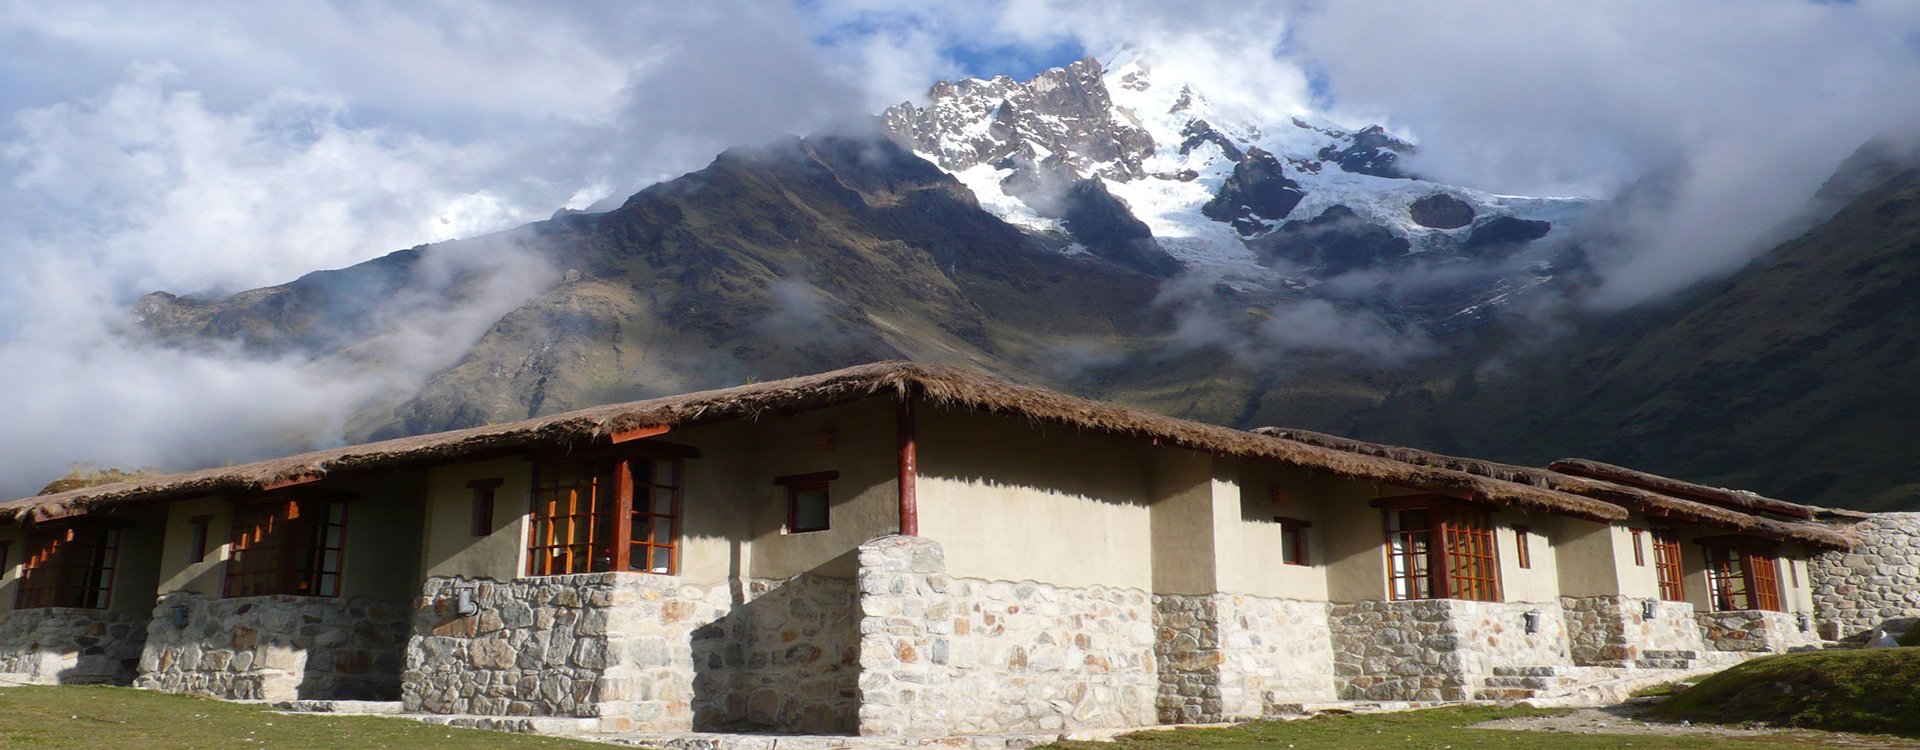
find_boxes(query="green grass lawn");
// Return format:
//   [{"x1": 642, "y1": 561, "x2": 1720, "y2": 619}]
[
  {"x1": 0, "y1": 684, "x2": 609, "y2": 749},
  {"x1": 1049, "y1": 705, "x2": 1916, "y2": 750},
  {"x1": 1651, "y1": 648, "x2": 1920, "y2": 738}
]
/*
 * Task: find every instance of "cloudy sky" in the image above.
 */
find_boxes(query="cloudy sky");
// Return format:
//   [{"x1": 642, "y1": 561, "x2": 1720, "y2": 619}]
[{"x1": 2, "y1": 0, "x2": 1919, "y2": 495}]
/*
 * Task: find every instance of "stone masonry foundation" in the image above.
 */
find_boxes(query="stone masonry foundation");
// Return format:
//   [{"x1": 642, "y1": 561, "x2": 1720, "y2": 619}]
[
  {"x1": 1811, "y1": 513, "x2": 1920, "y2": 639},
  {"x1": 856, "y1": 536, "x2": 1158, "y2": 736},
  {"x1": 404, "y1": 573, "x2": 858, "y2": 734},
  {"x1": 1697, "y1": 609, "x2": 1823, "y2": 653},
  {"x1": 1154, "y1": 594, "x2": 1334, "y2": 723},
  {"x1": 0, "y1": 607, "x2": 149, "y2": 684},
  {"x1": 1562, "y1": 596, "x2": 1705, "y2": 666},
  {"x1": 1330, "y1": 599, "x2": 1570, "y2": 701},
  {"x1": 136, "y1": 592, "x2": 409, "y2": 701}
]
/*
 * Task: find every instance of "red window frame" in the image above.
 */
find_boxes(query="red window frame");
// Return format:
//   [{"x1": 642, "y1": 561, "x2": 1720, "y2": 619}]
[
  {"x1": 1651, "y1": 529, "x2": 1686, "y2": 602},
  {"x1": 1379, "y1": 496, "x2": 1502, "y2": 602},
  {"x1": 527, "y1": 449, "x2": 686, "y2": 577},
  {"x1": 1276, "y1": 516, "x2": 1311, "y2": 566},
  {"x1": 775, "y1": 471, "x2": 838, "y2": 534},
  {"x1": 15, "y1": 521, "x2": 121, "y2": 610},
  {"x1": 224, "y1": 496, "x2": 349, "y2": 598},
  {"x1": 1703, "y1": 541, "x2": 1784, "y2": 612},
  {"x1": 1629, "y1": 527, "x2": 1646, "y2": 566},
  {"x1": 1514, "y1": 525, "x2": 1532, "y2": 569}
]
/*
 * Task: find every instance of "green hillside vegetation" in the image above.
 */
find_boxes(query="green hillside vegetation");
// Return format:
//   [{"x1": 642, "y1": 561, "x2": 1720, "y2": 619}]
[
  {"x1": 0, "y1": 685, "x2": 602, "y2": 749},
  {"x1": 1650, "y1": 649, "x2": 1920, "y2": 737}
]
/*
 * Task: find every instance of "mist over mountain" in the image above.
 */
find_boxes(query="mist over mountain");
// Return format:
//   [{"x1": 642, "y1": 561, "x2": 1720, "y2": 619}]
[
  {"x1": 8, "y1": 4, "x2": 1920, "y2": 508},
  {"x1": 88, "y1": 53, "x2": 1920, "y2": 511}
]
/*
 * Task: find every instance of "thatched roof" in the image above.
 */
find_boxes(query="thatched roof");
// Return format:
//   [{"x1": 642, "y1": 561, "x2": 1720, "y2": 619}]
[
  {"x1": 1254, "y1": 427, "x2": 1851, "y2": 550},
  {"x1": 1, "y1": 361, "x2": 1627, "y2": 524},
  {"x1": 1549, "y1": 458, "x2": 1870, "y2": 522}
]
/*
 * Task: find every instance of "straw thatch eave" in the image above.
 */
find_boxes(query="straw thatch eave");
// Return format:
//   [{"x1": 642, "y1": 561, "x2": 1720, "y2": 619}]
[
  {"x1": 1549, "y1": 458, "x2": 1868, "y2": 522},
  {"x1": 1253, "y1": 427, "x2": 1851, "y2": 550},
  {"x1": 1, "y1": 361, "x2": 1628, "y2": 525}
]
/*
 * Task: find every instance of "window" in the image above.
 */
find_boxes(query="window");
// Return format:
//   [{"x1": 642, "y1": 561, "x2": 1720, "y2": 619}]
[
  {"x1": 1652, "y1": 529, "x2": 1686, "y2": 602},
  {"x1": 1514, "y1": 525, "x2": 1532, "y2": 569},
  {"x1": 527, "y1": 455, "x2": 682, "y2": 576},
  {"x1": 1629, "y1": 528, "x2": 1646, "y2": 566},
  {"x1": 776, "y1": 471, "x2": 838, "y2": 534},
  {"x1": 1277, "y1": 517, "x2": 1311, "y2": 566},
  {"x1": 469, "y1": 478, "x2": 502, "y2": 537},
  {"x1": 0, "y1": 540, "x2": 10, "y2": 573},
  {"x1": 1703, "y1": 543, "x2": 1783, "y2": 612},
  {"x1": 16, "y1": 522, "x2": 121, "y2": 609},
  {"x1": 225, "y1": 497, "x2": 348, "y2": 598},
  {"x1": 189, "y1": 514, "x2": 214, "y2": 562},
  {"x1": 1382, "y1": 499, "x2": 1501, "y2": 602}
]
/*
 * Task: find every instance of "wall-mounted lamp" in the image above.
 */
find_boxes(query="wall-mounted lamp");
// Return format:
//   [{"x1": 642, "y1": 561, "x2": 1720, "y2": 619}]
[
  {"x1": 454, "y1": 587, "x2": 479, "y2": 618},
  {"x1": 169, "y1": 603, "x2": 190, "y2": 629},
  {"x1": 1523, "y1": 609, "x2": 1542, "y2": 635},
  {"x1": 1797, "y1": 613, "x2": 1812, "y2": 633},
  {"x1": 1642, "y1": 600, "x2": 1658, "y2": 620}
]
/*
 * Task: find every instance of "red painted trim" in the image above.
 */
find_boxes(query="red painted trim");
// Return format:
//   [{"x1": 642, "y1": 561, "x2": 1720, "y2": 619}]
[
  {"x1": 610, "y1": 424, "x2": 670, "y2": 444},
  {"x1": 897, "y1": 396, "x2": 918, "y2": 537}
]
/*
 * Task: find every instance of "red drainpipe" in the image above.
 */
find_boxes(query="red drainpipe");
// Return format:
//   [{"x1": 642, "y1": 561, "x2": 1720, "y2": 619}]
[{"x1": 896, "y1": 394, "x2": 919, "y2": 536}]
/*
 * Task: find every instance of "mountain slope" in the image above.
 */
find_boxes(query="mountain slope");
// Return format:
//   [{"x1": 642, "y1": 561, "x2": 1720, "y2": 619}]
[{"x1": 1339, "y1": 155, "x2": 1920, "y2": 510}]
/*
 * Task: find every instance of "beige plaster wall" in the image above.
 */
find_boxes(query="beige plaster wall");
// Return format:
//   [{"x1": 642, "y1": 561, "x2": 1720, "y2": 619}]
[
  {"x1": 731, "y1": 399, "x2": 898, "y2": 582},
  {"x1": 107, "y1": 507, "x2": 168, "y2": 615},
  {"x1": 156, "y1": 496, "x2": 231, "y2": 598},
  {"x1": 1318, "y1": 479, "x2": 1427, "y2": 603},
  {"x1": 1216, "y1": 462, "x2": 1329, "y2": 600},
  {"x1": 1495, "y1": 512, "x2": 1562, "y2": 603},
  {"x1": 1554, "y1": 520, "x2": 1625, "y2": 598},
  {"x1": 919, "y1": 405, "x2": 1155, "y2": 591},
  {"x1": 1147, "y1": 449, "x2": 1216, "y2": 595},
  {"x1": 0, "y1": 526, "x2": 22, "y2": 611},
  {"x1": 421, "y1": 458, "x2": 531, "y2": 582}
]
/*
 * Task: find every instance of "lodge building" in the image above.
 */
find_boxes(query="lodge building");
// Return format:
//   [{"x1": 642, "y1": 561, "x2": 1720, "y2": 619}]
[{"x1": 0, "y1": 362, "x2": 1895, "y2": 736}]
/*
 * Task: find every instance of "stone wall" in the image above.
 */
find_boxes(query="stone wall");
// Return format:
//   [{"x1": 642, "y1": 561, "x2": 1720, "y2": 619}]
[
  {"x1": 1811, "y1": 513, "x2": 1920, "y2": 638},
  {"x1": 1154, "y1": 594, "x2": 1334, "y2": 723},
  {"x1": 136, "y1": 592, "x2": 409, "y2": 701},
  {"x1": 855, "y1": 536, "x2": 1156, "y2": 736},
  {"x1": 1562, "y1": 596, "x2": 1704, "y2": 665},
  {"x1": 697, "y1": 575, "x2": 860, "y2": 733},
  {"x1": 405, "y1": 573, "x2": 858, "y2": 734},
  {"x1": 0, "y1": 608, "x2": 148, "y2": 684},
  {"x1": 1330, "y1": 599, "x2": 1570, "y2": 701},
  {"x1": 1697, "y1": 610, "x2": 1822, "y2": 653}
]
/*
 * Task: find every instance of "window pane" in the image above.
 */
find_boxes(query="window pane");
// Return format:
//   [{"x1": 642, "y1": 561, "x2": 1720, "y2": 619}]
[
  {"x1": 653, "y1": 519, "x2": 675, "y2": 545},
  {"x1": 653, "y1": 487, "x2": 675, "y2": 515},
  {"x1": 656, "y1": 460, "x2": 676, "y2": 487},
  {"x1": 631, "y1": 459, "x2": 654, "y2": 487},
  {"x1": 793, "y1": 488, "x2": 829, "y2": 531}
]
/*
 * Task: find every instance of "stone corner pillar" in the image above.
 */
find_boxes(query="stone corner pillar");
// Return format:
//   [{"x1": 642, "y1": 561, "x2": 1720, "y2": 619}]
[{"x1": 854, "y1": 535, "x2": 952, "y2": 737}]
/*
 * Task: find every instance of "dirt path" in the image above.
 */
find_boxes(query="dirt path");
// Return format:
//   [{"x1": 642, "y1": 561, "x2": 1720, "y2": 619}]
[{"x1": 1475, "y1": 706, "x2": 1920, "y2": 748}]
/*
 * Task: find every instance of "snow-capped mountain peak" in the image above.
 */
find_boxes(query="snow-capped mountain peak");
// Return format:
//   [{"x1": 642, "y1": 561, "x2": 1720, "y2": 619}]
[{"x1": 879, "y1": 51, "x2": 1597, "y2": 322}]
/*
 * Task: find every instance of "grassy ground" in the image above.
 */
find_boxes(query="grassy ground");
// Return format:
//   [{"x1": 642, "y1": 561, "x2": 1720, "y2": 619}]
[
  {"x1": 1651, "y1": 648, "x2": 1920, "y2": 738},
  {"x1": 1049, "y1": 705, "x2": 1914, "y2": 750},
  {"x1": 0, "y1": 684, "x2": 607, "y2": 750}
]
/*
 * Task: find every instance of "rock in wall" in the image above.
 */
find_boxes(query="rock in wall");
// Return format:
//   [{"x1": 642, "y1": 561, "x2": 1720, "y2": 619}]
[
  {"x1": 1811, "y1": 513, "x2": 1920, "y2": 638},
  {"x1": 0, "y1": 607, "x2": 148, "y2": 684},
  {"x1": 137, "y1": 592, "x2": 409, "y2": 701}
]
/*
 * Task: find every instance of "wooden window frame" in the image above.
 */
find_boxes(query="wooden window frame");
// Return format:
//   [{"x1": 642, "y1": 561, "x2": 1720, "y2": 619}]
[
  {"x1": 1275, "y1": 516, "x2": 1311, "y2": 566},
  {"x1": 1629, "y1": 527, "x2": 1646, "y2": 566},
  {"x1": 189, "y1": 514, "x2": 214, "y2": 562},
  {"x1": 526, "y1": 446, "x2": 690, "y2": 577},
  {"x1": 469, "y1": 478, "x2": 503, "y2": 537},
  {"x1": 1701, "y1": 539, "x2": 1784, "y2": 613},
  {"x1": 776, "y1": 471, "x2": 839, "y2": 535},
  {"x1": 16, "y1": 520, "x2": 123, "y2": 610},
  {"x1": 1376, "y1": 495, "x2": 1503, "y2": 603},
  {"x1": 223, "y1": 494, "x2": 350, "y2": 599},
  {"x1": 1651, "y1": 528, "x2": 1686, "y2": 602},
  {"x1": 1514, "y1": 525, "x2": 1532, "y2": 570}
]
